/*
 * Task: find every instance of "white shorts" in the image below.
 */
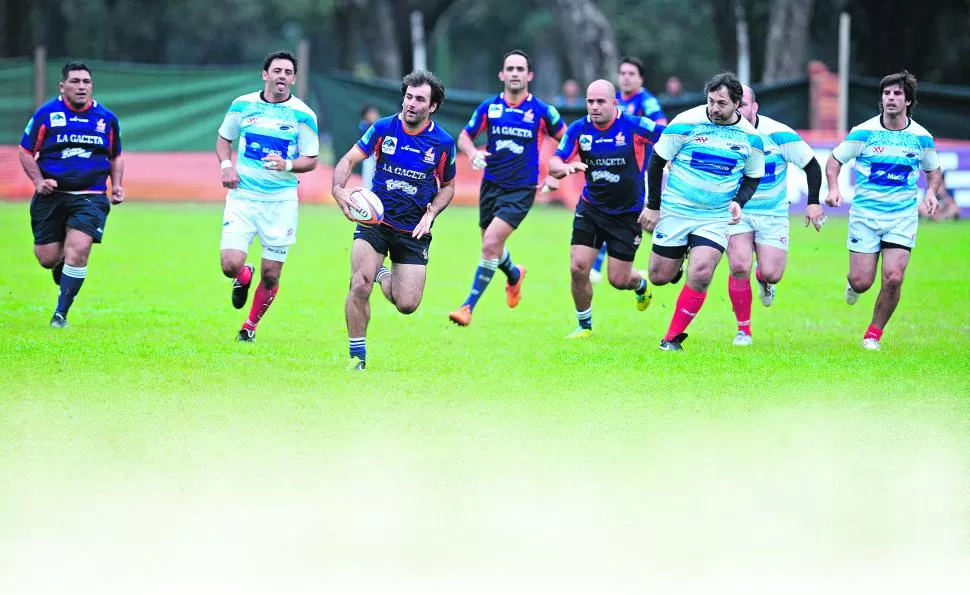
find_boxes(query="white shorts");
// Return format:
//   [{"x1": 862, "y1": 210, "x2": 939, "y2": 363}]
[
  {"x1": 652, "y1": 212, "x2": 731, "y2": 255},
  {"x1": 220, "y1": 197, "x2": 298, "y2": 262},
  {"x1": 728, "y1": 213, "x2": 790, "y2": 251},
  {"x1": 847, "y1": 212, "x2": 917, "y2": 253}
]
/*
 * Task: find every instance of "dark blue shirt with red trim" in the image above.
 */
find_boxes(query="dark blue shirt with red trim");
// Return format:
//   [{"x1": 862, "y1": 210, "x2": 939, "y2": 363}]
[{"x1": 20, "y1": 96, "x2": 122, "y2": 193}]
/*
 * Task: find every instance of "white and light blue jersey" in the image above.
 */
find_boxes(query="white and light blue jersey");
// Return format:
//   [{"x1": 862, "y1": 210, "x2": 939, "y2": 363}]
[
  {"x1": 218, "y1": 91, "x2": 319, "y2": 202},
  {"x1": 832, "y1": 115, "x2": 938, "y2": 218},
  {"x1": 654, "y1": 105, "x2": 765, "y2": 218},
  {"x1": 745, "y1": 115, "x2": 815, "y2": 216}
]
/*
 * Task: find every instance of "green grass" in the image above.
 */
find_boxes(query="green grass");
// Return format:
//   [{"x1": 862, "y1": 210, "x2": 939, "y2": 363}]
[{"x1": 1, "y1": 202, "x2": 969, "y2": 594}]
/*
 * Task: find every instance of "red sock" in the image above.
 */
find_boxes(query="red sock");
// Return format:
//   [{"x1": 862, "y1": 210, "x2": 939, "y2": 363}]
[
  {"x1": 664, "y1": 285, "x2": 707, "y2": 341},
  {"x1": 236, "y1": 265, "x2": 253, "y2": 286},
  {"x1": 242, "y1": 283, "x2": 279, "y2": 331},
  {"x1": 755, "y1": 268, "x2": 765, "y2": 283},
  {"x1": 864, "y1": 324, "x2": 883, "y2": 341},
  {"x1": 728, "y1": 276, "x2": 753, "y2": 335}
]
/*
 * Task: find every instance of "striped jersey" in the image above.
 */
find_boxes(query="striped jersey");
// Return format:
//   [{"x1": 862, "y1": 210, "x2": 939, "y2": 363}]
[
  {"x1": 654, "y1": 105, "x2": 765, "y2": 218},
  {"x1": 744, "y1": 114, "x2": 815, "y2": 216},
  {"x1": 832, "y1": 115, "x2": 938, "y2": 218},
  {"x1": 218, "y1": 91, "x2": 319, "y2": 202}
]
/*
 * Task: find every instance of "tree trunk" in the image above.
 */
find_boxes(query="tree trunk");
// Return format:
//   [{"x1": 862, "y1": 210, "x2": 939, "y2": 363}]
[
  {"x1": 554, "y1": 0, "x2": 618, "y2": 84},
  {"x1": 763, "y1": 0, "x2": 814, "y2": 82},
  {"x1": 361, "y1": 0, "x2": 400, "y2": 78},
  {"x1": 735, "y1": 0, "x2": 750, "y2": 82},
  {"x1": 710, "y1": 0, "x2": 738, "y2": 74},
  {"x1": 2, "y1": 0, "x2": 33, "y2": 57}
]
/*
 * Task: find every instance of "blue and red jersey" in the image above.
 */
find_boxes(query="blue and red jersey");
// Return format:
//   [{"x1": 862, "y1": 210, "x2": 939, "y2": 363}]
[
  {"x1": 554, "y1": 110, "x2": 664, "y2": 214},
  {"x1": 20, "y1": 96, "x2": 122, "y2": 193},
  {"x1": 463, "y1": 93, "x2": 564, "y2": 190},
  {"x1": 356, "y1": 114, "x2": 456, "y2": 232}
]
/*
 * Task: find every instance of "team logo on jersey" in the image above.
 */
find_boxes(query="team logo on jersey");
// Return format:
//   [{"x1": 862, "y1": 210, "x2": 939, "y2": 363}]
[
  {"x1": 523, "y1": 109, "x2": 535, "y2": 123},
  {"x1": 615, "y1": 131, "x2": 626, "y2": 146},
  {"x1": 579, "y1": 135, "x2": 593, "y2": 151},
  {"x1": 381, "y1": 136, "x2": 397, "y2": 155},
  {"x1": 423, "y1": 147, "x2": 436, "y2": 164},
  {"x1": 49, "y1": 112, "x2": 66, "y2": 128},
  {"x1": 96, "y1": 119, "x2": 106, "y2": 133},
  {"x1": 488, "y1": 104, "x2": 504, "y2": 120}
]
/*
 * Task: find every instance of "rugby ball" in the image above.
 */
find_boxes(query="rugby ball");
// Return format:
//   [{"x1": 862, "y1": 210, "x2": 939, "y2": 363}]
[{"x1": 347, "y1": 188, "x2": 384, "y2": 224}]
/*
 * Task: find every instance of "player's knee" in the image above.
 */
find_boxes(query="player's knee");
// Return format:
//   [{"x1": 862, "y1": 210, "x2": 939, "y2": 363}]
[
  {"x1": 848, "y1": 272, "x2": 874, "y2": 293},
  {"x1": 395, "y1": 298, "x2": 420, "y2": 315},
  {"x1": 260, "y1": 273, "x2": 280, "y2": 289},
  {"x1": 570, "y1": 260, "x2": 589, "y2": 279},
  {"x1": 35, "y1": 252, "x2": 60, "y2": 269},
  {"x1": 480, "y1": 234, "x2": 504, "y2": 259},
  {"x1": 882, "y1": 269, "x2": 905, "y2": 290},
  {"x1": 607, "y1": 269, "x2": 630, "y2": 289},
  {"x1": 729, "y1": 263, "x2": 752, "y2": 278},
  {"x1": 220, "y1": 256, "x2": 243, "y2": 277},
  {"x1": 647, "y1": 266, "x2": 668, "y2": 286},
  {"x1": 349, "y1": 273, "x2": 374, "y2": 300}
]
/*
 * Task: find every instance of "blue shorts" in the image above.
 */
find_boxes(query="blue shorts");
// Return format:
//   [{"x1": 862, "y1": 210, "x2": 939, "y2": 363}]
[
  {"x1": 354, "y1": 223, "x2": 431, "y2": 265},
  {"x1": 30, "y1": 191, "x2": 110, "y2": 245},
  {"x1": 479, "y1": 180, "x2": 537, "y2": 230}
]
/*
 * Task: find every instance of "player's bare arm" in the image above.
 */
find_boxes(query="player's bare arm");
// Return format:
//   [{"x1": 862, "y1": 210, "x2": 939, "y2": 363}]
[
  {"x1": 331, "y1": 148, "x2": 367, "y2": 220},
  {"x1": 412, "y1": 183, "x2": 455, "y2": 240},
  {"x1": 459, "y1": 130, "x2": 489, "y2": 170},
  {"x1": 109, "y1": 157, "x2": 125, "y2": 205},
  {"x1": 824, "y1": 154, "x2": 844, "y2": 207},
  {"x1": 18, "y1": 149, "x2": 57, "y2": 194},
  {"x1": 923, "y1": 167, "x2": 943, "y2": 217},
  {"x1": 548, "y1": 156, "x2": 587, "y2": 179},
  {"x1": 216, "y1": 135, "x2": 239, "y2": 190}
]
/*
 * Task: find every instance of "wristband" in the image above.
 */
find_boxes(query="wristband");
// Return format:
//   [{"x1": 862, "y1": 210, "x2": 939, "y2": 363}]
[
  {"x1": 284, "y1": 159, "x2": 293, "y2": 172},
  {"x1": 220, "y1": 159, "x2": 233, "y2": 169}
]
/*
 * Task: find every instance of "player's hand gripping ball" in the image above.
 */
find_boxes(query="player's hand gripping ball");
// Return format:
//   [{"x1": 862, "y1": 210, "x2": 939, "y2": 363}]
[{"x1": 347, "y1": 188, "x2": 385, "y2": 225}]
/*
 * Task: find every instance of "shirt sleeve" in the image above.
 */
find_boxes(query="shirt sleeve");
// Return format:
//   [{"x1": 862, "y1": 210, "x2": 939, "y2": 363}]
[
  {"x1": 919, "y1": 133, "x2": 939, "y2": 171},
  {"x1": 553, "y1": 121, "x2": 581, "y2": 161},
  {"x1": 634, "y1": 116, "x2": 664, "y2": 144},
  {"x1": 109, "y1": 114, "x2": 123, "y2": 158},
  {"x1": 772, "y1": 130, "x2": 814, "y2": 168},
  {"x1": 544, "y1": 105, "x2": 566, "y2": 137},
  {"x1": 355, "y1": 122, "x2": 380, "y2": 157},
  {"x1": 744, "y1": 133, "x2": 766, "y2": 178},
  {"x1": 652, "y1": 120, "x2": 690, "y2": 161},
  {"x1": 297, "y1": 110, "x2": 320, "y2": 157},
  {"x1": 462, "y1": 100, "x2": 491, "y2": 140},
  {"x1": 437, "y1": 139, "x2": 457, "y2": 185},
  {"x1": 19, "y1": 109, "x2": 46, "y2": 154},
  {"x1": 218, "y1": 101, "x2": 243, "y2": 141},
  {"x1": 831, "y1": 127, "x2": 869, "y2": 163}
]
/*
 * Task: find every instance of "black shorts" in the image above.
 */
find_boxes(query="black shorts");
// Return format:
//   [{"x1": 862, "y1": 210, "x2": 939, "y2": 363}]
[
  {"x1": 30, "y1": 191, "x2": 110, "y2": 245},
  {"x1": 570, "y1": 200, "x2": 642, "y2": 262},
  {"x1": 479, "y1": 180, "x2": 537, "y2": 230},
  {"x1": 354, "y1": 223, "x2": 431, "y2": 265}
]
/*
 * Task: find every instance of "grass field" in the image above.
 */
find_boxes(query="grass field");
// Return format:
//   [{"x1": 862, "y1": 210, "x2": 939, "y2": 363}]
[{"x1": 1, "y1": 201, "x2": 969, "y2": 594}]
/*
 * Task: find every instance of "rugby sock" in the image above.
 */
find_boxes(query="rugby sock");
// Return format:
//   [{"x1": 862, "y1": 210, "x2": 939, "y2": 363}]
[
  {"x1": 56, "y1": 264, "x2": 87, "y2": 316},
  {"x1": 664, "y1": 285, "x2": 707, "y2": 341},
  {"x1": 376, "y1": 265, "x2": 391, "y2": 284},
  {"x1": 755, "y1": 268, "x2": 766, "y2": 284},
  {"x1": 577, "y1": 307, "x2": 592, "y2": 330},
  {"x1": 591, "y1": 244, "x2": 608, "y2": 273},
  {"x1": 349, "y1": 337, "x2": 366, "y2": 361},
  {"x1": 236, "y1": 265, "x2": 253, "y2": 286},
  {"x1": 635, "y1": 276, "x2": 648, "y2": 295},
  {"x1": 497, "y1": 248, "x2": 520, "y2": 285},
  {"x1": 728, "y1": 276, "x2": 753, "y2": 335},
  {"x1": 462, "y1": 258, "x2": 499, "y2": 311},
  {"x1": 864, "y1": 324, "x2": 883, "y2": 342},
  {"x1": 242, "y1": 283, "x2": 278, "y2": 331}
]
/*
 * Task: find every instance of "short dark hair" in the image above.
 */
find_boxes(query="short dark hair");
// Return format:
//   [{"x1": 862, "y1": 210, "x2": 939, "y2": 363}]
[
  {"x1": 401, "y1": 69, "x2": 446, "y2": 111},
  {"x1": 61, "y1": 61, "x2": 91, "y2": 81},
  {"x1": 619, "y1": 57, "x2": 645, "y2": 79},
  {"x1": 705, "y1": 71, "x2": 743, "y2": 104},
  {"x1": 880, "y1": 70, "x2": 918, "y2": 116},
  {"x1": 263, "y1": 50, "x2": 297, "y2": 74},
  {"x1": 503, "y1": 49, "x2": 531, "y2": 72}
]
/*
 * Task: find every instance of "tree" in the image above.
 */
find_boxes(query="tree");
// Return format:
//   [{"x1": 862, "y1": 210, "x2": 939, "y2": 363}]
[
  {"x1": 1, "y1": 0, "x2": 32, "y2": 57},
  {"x1": 762, "y1": 0, "x2": 814, "y2": 82},
  {"x1": 553, "y1": 0, "x2": 618, "y2": 85}
]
